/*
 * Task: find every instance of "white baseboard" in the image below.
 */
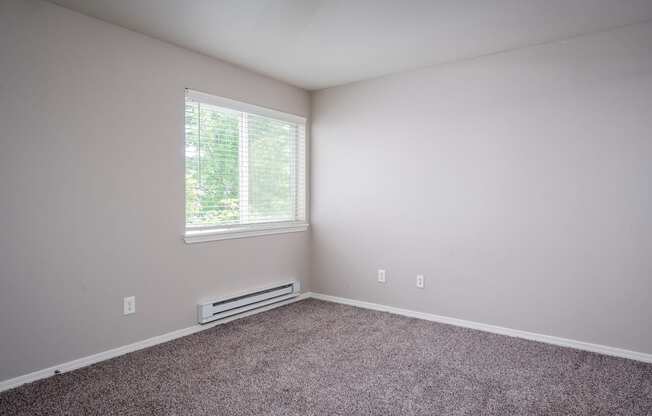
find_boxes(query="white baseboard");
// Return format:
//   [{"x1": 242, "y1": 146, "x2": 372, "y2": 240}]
[
  {"x1": 309, "y1": 292, "x2": 652, "y2": 364},
  {"x1": 0, "y1": 293, "x2": 311, "y2": 393},
  {"x1": 2, "y1": 290, "x2": 649, "y2": 393}
]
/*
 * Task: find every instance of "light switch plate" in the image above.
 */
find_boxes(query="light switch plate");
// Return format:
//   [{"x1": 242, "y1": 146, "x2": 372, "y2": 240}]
[
  {"x1": 123, "y1": 296, "x2": 135, "y2": 315},
  {"x1": 378, "y1": 269, "x2": 386, "y2": 283}
]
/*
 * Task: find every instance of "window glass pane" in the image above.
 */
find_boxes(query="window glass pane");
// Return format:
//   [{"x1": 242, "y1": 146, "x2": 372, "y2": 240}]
[
  {"x1": 185, "y1": 92, "x2": 305, "y2": 230},
  {"x1": 185, "y1": 102, "x2": 241, "y2": 226},
  {"x1": 247, "y1": 113, "x2": 296, "y2": 223}
]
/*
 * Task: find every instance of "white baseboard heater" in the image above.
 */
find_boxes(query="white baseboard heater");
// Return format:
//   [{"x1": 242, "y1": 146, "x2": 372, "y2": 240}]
[{"x1": 197, "y1": 280, "x2": 301, "y2": 324}]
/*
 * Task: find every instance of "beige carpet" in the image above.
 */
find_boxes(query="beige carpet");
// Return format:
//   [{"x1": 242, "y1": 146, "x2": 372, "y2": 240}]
[{"x1": 1, "y1": 299, "x2": 651, "y2": 415}]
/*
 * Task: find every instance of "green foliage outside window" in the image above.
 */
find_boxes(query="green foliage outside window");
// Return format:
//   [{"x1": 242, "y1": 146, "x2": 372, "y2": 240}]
[{"x1": 185, "y1": 101, "x2": 297, "y2": 227}]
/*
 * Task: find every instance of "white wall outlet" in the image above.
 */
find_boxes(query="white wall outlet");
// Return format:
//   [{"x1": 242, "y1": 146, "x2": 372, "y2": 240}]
[
  {"x1": 123, "y1": 296, "x2": 136, "y2": 315},
  {"x1": 377, "y1": 269, "x2": 386, "y2": 283},
  {"x1": 416, "y1": 274, "x2": 425, "y2": 289}
]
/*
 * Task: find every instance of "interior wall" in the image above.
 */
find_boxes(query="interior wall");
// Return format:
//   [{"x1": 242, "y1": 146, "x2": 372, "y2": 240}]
[
  {"x1": 311, "y1": 22, "x2": 652, "y2": 354},
  {"x1": 0, "y1": 0, "x2": 310, "y2": 381}
]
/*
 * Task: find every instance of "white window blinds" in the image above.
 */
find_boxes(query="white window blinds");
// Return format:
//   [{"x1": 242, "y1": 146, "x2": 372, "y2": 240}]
[{"x1": 184, "y1": 90, "x2": 307, "y2": 240}]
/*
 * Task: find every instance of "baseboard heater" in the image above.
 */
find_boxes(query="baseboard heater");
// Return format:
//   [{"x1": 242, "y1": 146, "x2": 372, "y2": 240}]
[{"x1": 197, "y1": 280, "x2": 301, "y2": 324}]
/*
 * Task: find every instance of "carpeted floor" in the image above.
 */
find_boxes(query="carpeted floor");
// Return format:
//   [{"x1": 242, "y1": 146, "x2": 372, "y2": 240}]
[{"x1": 1, "y1": 299, "x2": 651, "y2": 415}]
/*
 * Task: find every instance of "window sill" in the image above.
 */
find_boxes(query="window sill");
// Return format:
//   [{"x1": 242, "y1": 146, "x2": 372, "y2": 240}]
[{"x1": 184, "y1": 222, "x2": 309, "y2": 244}]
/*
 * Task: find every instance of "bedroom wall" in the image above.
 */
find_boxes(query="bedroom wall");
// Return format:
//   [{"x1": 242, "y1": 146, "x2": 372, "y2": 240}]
[
  {"x1": 0, "y1": 0, "x2": 310, "y2": 381},
  {"x1": 311, "y1": 22, "x2": 652, "y2": 354}
]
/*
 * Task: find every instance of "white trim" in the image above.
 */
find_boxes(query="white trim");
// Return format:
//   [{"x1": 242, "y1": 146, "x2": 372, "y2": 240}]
[
  {"x1": 4, "y1": 291, "x2": 649, "y2": 393},
  {"x1": 185, "y1": 89, "x2": 306, "y2": 125},
  {"x1": 0, "y1": 293, "x2": 312, "y2": 393},
  {"x1": 309, "y1": 292, "x2": 652, "y2": 364},
  {"x1": 184, "y1": 222, "x2": 308, "y2": 243},
  {"x1": 238, "y1": 112, "x2": 250, "y2": 224}
]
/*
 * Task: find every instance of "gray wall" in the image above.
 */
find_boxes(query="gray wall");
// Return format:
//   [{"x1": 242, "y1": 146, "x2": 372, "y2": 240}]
[
  {"x1": 0, "y1": 0, "x2": 310, "y2": 381},
  {"x1": 2, "y1": 0, "x2": 652, "y2": 384},
  {"x1": 311, "y1": 22, "x2": 652, "y2": 354}
]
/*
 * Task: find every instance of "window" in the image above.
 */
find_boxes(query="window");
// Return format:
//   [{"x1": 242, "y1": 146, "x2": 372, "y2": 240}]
[{"x1": 184, "y1": 89, "x2": 307, "y2": 243}]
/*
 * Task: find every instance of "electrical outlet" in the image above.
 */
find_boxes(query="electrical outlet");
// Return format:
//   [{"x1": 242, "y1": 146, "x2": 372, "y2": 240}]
[
  {"x1": 377, "y1": 269, "x2": 386, "y2": 283},
  {"x1": 123, "y1": 296, "x2": 136, "y2": 315},
  {"x1": 416, "y1": 274, "x2": 425, "y2": 289}
]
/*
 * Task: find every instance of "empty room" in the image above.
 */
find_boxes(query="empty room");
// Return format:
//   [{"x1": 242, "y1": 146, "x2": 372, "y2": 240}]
[{"x1": 1, "y1": 0, "x2": 651, "y2": 414}]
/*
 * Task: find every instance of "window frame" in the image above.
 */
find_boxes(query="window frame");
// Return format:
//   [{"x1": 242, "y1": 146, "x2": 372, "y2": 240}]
[{"x1": 183, "y1": 89, "x2": 308, "y2": 243}]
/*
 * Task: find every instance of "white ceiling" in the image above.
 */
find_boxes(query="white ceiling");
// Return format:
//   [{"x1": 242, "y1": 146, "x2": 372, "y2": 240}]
[{"x1": 50, "y1": 0, "x2": 652, "y2": 90}]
